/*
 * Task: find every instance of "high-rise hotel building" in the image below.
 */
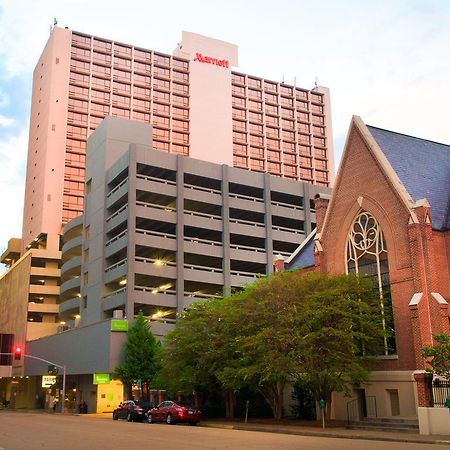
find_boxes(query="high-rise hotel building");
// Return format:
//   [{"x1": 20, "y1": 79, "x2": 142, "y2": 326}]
[{"x1": 22, "y1": 26, "x2": 334, "y2": 249}]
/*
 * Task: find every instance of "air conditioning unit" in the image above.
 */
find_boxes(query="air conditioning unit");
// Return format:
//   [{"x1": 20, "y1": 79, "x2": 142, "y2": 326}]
[{"x1": 113, "y1": 309, "x2": 124, "y2": 319}]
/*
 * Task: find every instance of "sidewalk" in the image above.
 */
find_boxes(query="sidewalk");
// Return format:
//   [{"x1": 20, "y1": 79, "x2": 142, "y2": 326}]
[{"x1": 200, "y1": 419, "x2": 450, "y2": 446}]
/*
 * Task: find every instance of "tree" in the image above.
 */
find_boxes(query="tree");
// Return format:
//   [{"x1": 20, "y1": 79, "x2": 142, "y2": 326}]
[
  {"x1": 115, "y1": 311, "x2": 160, "y2": 399},
  {"x1": 423, "y1": 333, "x2": 450, "y2": 380}
]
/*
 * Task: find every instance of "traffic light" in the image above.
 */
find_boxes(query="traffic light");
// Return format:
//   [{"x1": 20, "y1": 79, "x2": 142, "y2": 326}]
[
  {"x1": 48, "y1": 365, "x2": 58, "y2": 375},
  {"x1": 14, "y1": 346, "x2": 23, "y2": 360}
]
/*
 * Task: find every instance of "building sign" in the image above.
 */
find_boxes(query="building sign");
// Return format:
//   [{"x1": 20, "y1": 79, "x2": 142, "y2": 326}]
[
  {"x1": 93, "y1": 373, "x2": 110, "y2": 385},
  {"x1": 111, "y1": 319, "x2": 128, "y2": 332},
  {"x1": 194, "y1": 52, "x2": 229, "y2": 68},
  {"x1": 42, "y1": 375, "x2": 57, "y2": 388}
]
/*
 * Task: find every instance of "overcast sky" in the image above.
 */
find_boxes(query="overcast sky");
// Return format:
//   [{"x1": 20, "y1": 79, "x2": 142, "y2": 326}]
[{"x1": 0, "y1": 0, "x2": 449, "y2": 268}]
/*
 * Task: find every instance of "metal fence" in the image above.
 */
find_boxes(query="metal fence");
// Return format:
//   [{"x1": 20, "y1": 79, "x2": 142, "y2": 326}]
[{"x1": 432, "y1": 379, "x2": 450, "y2": 407}]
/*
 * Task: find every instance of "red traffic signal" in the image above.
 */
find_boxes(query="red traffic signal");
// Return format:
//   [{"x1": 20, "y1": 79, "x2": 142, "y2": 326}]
[{"x1": 14, "y1": 346, "x2": 23, "y2": 360}]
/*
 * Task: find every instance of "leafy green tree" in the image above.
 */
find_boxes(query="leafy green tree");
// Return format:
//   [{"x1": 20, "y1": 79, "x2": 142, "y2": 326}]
[
  {"x1": 423, "y1": 333, "x2": 450, "y2": 379},
  {"x1": 115, "y1": 311, "x2": 160, "y2": 398}
]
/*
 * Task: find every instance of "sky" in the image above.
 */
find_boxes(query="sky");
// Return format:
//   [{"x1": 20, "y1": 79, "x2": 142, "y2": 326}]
[{"x1": 0, "y1": 0, "x2": 449, "y2": 268}]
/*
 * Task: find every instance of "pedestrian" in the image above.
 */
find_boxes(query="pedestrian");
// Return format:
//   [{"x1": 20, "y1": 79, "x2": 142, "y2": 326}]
[{"x1": 82, "y1": 401, "x2": 88, "y2": 414}]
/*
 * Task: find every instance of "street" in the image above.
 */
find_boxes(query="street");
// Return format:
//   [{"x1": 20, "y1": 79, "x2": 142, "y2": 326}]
[{"x1": 0, "y1": 411, "x2": 448, "y2": 450}]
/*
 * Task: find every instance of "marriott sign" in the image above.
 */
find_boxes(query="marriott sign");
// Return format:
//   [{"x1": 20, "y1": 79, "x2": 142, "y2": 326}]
[{"x1": 194, "y1": 52, "x2": 230, "y2": 68}]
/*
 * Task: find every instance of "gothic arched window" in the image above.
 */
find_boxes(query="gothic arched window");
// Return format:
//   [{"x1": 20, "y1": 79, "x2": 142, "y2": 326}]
[{"x1": 346, "y1": 210, "x2": 396, "y2": 355}]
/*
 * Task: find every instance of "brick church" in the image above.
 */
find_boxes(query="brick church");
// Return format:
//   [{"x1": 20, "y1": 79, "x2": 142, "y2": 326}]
[{"x1": 287, "y1": 115, "x2": 450, "y2": 422}]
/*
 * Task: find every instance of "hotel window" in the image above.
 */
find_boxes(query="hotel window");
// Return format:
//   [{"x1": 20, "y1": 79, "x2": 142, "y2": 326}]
[
  {"x1": 172, "y1": 144, "x2": 189, "y2": 155},
  {"x1": 284, "y1": 153, "x2": 296, "y2": 164},
  {"x1": 232, "y1": 85, "x2": 245, "y2": 96},
  {"x1": 134, "y1": 99, "x2": 151, "y2": 112},
  {"x1": 311, "y1": 103, "x2": 324, "y2": 114},
  {"x1": 249, "y1": 135, "x2": 263, "y2": 146},
  {"x1": 315, "y1": 170, "x2": 328, "y2": 182},
  {"x1": 112, "y1": 106, "x2": 130, "y2": 118},
  {"x1": 250, "y1": 147, "x2": 264, "y2": 158},
  {"x1": 299, "y1": 134, "x2": 310, "y2": 144},
  {"x1": 281, "y1": 108, "x2": 294, "y2": 118},
  {"x1": 69, "y1": 85, "x2": 89, "y2": 99},
  {"x1": 134, "y1": 73, "x2": 151, "y2": 87},
  {"x1": 298, "y1": 122, "x2": 310, "y2": 133},
  {"x1": 233, "y1": 131, "x2": 246, "y2": 143},
  {"x1": 134, "y1": 61, "x2": 152, "y2": 74},
  {"x1": 173, "y1": 82, "x2": 188, "y2": 94},
  {"x1": 296, "y1": 100, "x2": 308, "y2": 110},
  {"x1": 250, "y1": 158, "x2": 265, "y2": 171},
  {"x1": 114, "y1": 44, "x2": 132, "y2": 58},
  {"x1": 300, "y1": 156, "x2": 312, "y2": 166},
  {"x1": 70, "y1": 59, "x2": 90, "y2": 73},
  {"x1": 172, "y1": 119, "x2": 188, "y2": 131},
  {"x1": 284, "y1": 165, "x2": 297, "y2": 176},
  {"x1": 248, "y1": 77, "x2": 262, "y2": 88},
  {"x1": 154, "y1": 53, "x2": 170, "y2": 67},
  {"x1": 295, "y1": 89, "x2": 308, "y2": 100},
  {"x1": 267, "y1": 150, "x2": 280, "y2": 161},
  {"x1": 132, "y1": 111, "x2": 150, "y2": 122},
  {"x1": 114, "y1": 56, "x2": 131, "y2": 69},
  {"x1": 233, "y1": 155, "x2": 247, "y2": 167},
  {"x1": 172, "y1": 95, "x2": 188, "y2": 107},
  {"x1": 266, "y1": 127, "x2": 279, "y2": 138},
  {"x1": 153, "y1": 128, "x2": 169, "y2": 140},
  {"x1": 173, "y1": 71, "x2": 189, "y2": 83},
  {"x1": 173, "y1": 58, "x2": 189, "y2": 71},
  {"x1": 265, "y1": 104, "x2": 278, "y2": 115},
  {"x1": 298, "y1": 112, "x2": 309, "y2": 121},
  {"x1": 72, "y1": 47, "x2": 91, "y2": 60},
  {"x1": 280, "y1": 85, "x2": 293, "y2": 96},
  {"x1": 93, "y1": 39, "x2": 112, "y2": 52},
  {"x1": 90, "y1": 102, "x2": 109, "y2": 116},
  {"x1": 233, "y1": 120, "x2": 246, "y2": 131},
  {"x1": 280, "y1": 97, "x2": 293, "y2": 107},
  {"x1": 154, "y1": 66, "x2": 170, "y2": 78},
  {"x1": 70, "y1": 72, "x2": 90, "y2": 86},
  {"x1": 113, "y1": 81, "x2": 131, "y2": 95},
  {"x1": 68, "y1": 98, "x2": 88, "y2": 112},
  {"x1": 248, "y1": 89, "x2": 262, "y2": 100},
  {"x1": 66, "y1": 139, "x2": 86, "y2": 154},
  {"x1": 299, "y1": 145, "x2": 311, "y2": 155},
  {"x1": 282, "y1": 142, "x2": 295, "y2": 153},
  {"x1": 92, "y1": 52, "x2": 111, "y2": 65},
  {"x1": 264, "y1": 81, "x2": 277, "y2": 92},
  {"x1": 282, "y1": 119, "x2": 294, "y2": 130},
  {"x1": 232, "y1": 73, "x2": 245, "y2": 84},
  {"x1": 172, "y1": 132, "x2": 188, "y2": 144},
  {"x1": 266, "y1": 115, "x2": 279, "y2": 126},
  {"x1": 315, "y1": 148, "x2": 327, "y2": 158},
  {"x1": 89, "y1": 115, "x2": 103, "y2": 129},
  {"x1": 153, "y1": 141, "x2": 169, "y2": 152},
  {"x1": 112, "y1": 94, "x2": 130, "y2": 107},
  {"x1": 232, "y1": 97, "x2": 246, "y2": 108},
  {"x1": 346, "y1": 210, "x2": 396, "y2": 355},
  {"x1": 312, "y1": 114, "x2": 325, "y2": 125},
  {"x1": 67, "y1": 111, "x2": 88, "y2": 126},
  {"x1": 113, "y1": 69, "x2": 131, "y2": 82},
  {"x1": 249, "y1": 112, "x2": 262, "y2": 123},
  {"x1": 153, "y1": 91, "x2": 170, "y2": 103},
  {"x1": 265, "y1": 93, "x2": 278, "y2": 104},
  {"x1": 154, "y1": 78, "x2": 170, "y2": 91},
  {"x1": 72, "y1": 34, "x2": 91, "y2": 47},
  {"x1": 233, "y1": 143, "x2": 247, "y2": 155},
  {"x1": 172, "y1": 106, "x2": 188, "y2": 118},
  {"x1": 92, "y1": 64, "x2": 111, "y2": 77},
  {"x1": 134, "y1": 48, "x2": 152, "y2": 62},
  {"x1": 267, "y1": 138, "x2": 280, "y2": 150},
  {"x1": 282, "y1": 131, "x2": 295, "y2": 142},
  {"x1": 249, "y1": 123, "x2": 262, "y2": 134},
  {"x1": 91, "y1": 76, "x2": 110, "y2": 90},
  {"x1": 232, "y1": 107, "x2": 246, "y2": 119},
  {"x1": 313, "y1": 125, "x2": 325, "y2": 136},
  {"x1": 268, "y1": 161, "x2": 281, "y2": 173},
  {"x1": 314, "y1": 136, "x2": 326, "y2": 147},
  {"x1": 311, "y1": 93, "x2": 323, "y2": 103},
  {"x1": 300, "y1": 168, "x2": 313, "y2": 179},
  {"x1": 134, "y1": 86, "x2": 151, "y2": 99},
  {"x1": 249, "y1": 100, "x2": 263, "y2": 111}
]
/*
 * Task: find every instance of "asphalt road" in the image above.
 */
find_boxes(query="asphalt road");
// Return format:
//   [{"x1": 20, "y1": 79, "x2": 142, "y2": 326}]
[{"x1": 0, "y1": 411, "x2": 447, "y2": 450}]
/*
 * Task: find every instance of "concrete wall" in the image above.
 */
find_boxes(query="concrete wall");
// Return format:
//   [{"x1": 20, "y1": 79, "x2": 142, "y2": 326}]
[{"x1": 418, "y1": 407, "x2": 450, "y2": 435}]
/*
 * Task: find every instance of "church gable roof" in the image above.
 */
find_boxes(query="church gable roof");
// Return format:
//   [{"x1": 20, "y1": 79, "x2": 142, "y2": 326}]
[
  {"x1": 285, "y1": 229, "x2": 316, "y2": 269},
  {"x1": 367, "y1": 126, "x2": 450, "y2": 230}
]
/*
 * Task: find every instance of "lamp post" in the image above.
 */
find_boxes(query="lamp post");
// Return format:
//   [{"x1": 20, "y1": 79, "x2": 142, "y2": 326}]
[{"x1": 0, "y1": 352, "x2": 67, "y2": 413}]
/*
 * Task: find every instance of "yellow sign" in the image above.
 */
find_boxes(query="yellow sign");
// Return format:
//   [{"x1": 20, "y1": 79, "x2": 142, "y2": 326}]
[{"x1": 42, "y1": 375, "x2": 57, "y2": 387}]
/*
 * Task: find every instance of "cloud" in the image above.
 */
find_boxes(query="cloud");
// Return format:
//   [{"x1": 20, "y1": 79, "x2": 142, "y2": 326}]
[{"x1": 0, "y1": 114, "x2": 13, "y2": 127}]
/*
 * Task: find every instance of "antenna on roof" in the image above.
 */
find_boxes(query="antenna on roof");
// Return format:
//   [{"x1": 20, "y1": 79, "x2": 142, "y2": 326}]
[
  {"x1": 282, "y1": 74, "x2": 285, "y2": 84},
  {"x1": 54, "y1": 17, "x2": 58, "y2": 26},
  {"x1": 313, "y1": 77, "x2": 318, "y2": 91}
]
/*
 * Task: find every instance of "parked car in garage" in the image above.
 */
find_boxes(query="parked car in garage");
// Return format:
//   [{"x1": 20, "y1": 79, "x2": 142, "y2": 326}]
[
  {"x1": 113, "y1": 400, "x2": 153, "y2": 422},
  {"x1": 146, "y1": 401, "x2": 201, "y2": 425}
]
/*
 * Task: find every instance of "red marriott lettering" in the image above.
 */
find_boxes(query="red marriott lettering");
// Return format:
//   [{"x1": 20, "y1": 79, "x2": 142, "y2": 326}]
[{"x1": 194, "y1": 52, "x2": 229, "y2": 68}]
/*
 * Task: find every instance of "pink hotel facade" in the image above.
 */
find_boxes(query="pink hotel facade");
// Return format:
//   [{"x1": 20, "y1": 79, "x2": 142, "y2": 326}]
[{"x1": 23, "y1": 26, "x2": 334, "y2": 249}]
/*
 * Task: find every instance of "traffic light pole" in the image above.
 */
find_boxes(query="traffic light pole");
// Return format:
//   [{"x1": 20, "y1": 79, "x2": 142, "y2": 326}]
[{"x1": 0, "y1": 353, "x2": 67, "y2": 414}]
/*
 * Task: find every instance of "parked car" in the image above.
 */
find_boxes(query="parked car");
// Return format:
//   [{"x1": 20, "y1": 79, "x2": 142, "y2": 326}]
[
  {"x1": 146, "y1": 401, "x2": 201, "y2": 425},
  {"x1": 113, "y1": 400, "x2": 153, "y2": 422}
]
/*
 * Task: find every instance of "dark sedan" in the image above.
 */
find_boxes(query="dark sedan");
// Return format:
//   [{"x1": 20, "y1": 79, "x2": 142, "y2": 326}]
[
  {"x1": 146, "y1": 401, "x2": 201, "y2": 425},
  {"x1": 113, "y1": 400, "x2": 153, "y2": 422}
]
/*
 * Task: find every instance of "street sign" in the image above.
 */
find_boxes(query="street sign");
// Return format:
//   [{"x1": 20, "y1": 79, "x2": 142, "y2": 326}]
[
  {"x1": 111, "y1": 320, "x2": 128, "y2": 332},
  {"x1": 93, "y1": 373, "x2": 110, "y2": 384},
  {"x1": 42, "y1": 375, "x2": 57, "y2": 388}
]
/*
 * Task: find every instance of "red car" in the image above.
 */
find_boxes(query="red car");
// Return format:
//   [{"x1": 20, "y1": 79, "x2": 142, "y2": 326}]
[{"x1": 146, "y1": 401, "x2": 201, "y2": 425}]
